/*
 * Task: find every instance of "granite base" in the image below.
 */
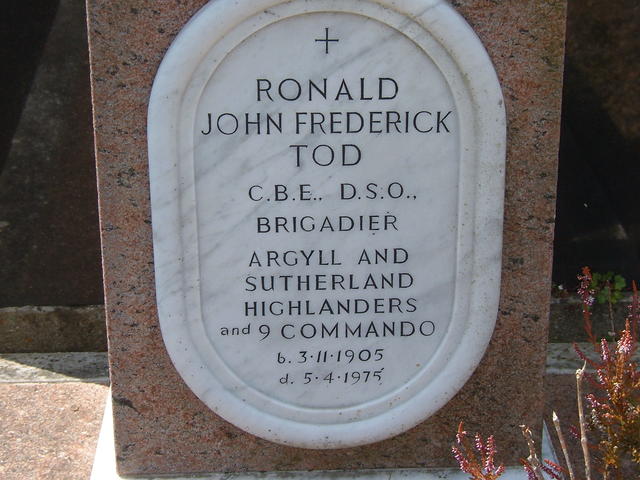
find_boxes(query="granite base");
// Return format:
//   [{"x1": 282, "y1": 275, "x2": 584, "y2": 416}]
[{"x1": 91, "y1": 393, "x2": 554, "y2": 480}]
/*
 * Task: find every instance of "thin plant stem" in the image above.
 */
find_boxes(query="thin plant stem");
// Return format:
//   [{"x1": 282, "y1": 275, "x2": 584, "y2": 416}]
[
  {"x1": 520, "y1": 425, "x2": 545, "y2": 480},
  {"x1": 576, "y1": 364, "x2": 592, "y2": 480},
  {"x1": 552, "y1": 411, "x2": 575, "y2": 480},
  {"x1": 607, "y1": 283, "x2": 616, "y2": 339}
]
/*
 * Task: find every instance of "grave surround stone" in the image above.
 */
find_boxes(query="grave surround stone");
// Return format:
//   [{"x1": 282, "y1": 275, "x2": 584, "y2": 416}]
[{"x1": 87, "y1": 0, "x2": 566, "y2": 476}]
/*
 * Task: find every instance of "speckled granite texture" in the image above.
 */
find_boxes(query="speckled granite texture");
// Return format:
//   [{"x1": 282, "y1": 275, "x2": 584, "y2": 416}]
[
  {"x1": 0, "y1": 382, "x2": 108, "y2": 480},
  {"x1": 87, "y1": 0, "x2": 566, "y2": 475}
]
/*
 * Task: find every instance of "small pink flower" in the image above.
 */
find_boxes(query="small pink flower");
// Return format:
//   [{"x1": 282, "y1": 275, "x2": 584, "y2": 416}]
[{"x1": 617, "y1": 328, "x2": 633, "y2": 356}]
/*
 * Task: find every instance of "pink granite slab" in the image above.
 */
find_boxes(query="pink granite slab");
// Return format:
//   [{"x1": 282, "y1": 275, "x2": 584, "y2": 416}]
[
  {"x1": 0, "y1": 383, "x2": 108, "y2": 480},
  {"x1": 86, "y1": 0, "x2": 566, "y2": 475}
]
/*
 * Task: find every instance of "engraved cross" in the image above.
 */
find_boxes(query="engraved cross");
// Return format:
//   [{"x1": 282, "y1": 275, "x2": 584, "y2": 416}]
[{"x1": 315, "y1": 27, "x2": 339, "y2": 54}]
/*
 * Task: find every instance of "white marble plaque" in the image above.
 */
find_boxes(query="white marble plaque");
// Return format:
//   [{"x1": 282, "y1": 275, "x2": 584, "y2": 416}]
[{"x1": 148, "y1": 0, "x2": 506, "y2": 449}]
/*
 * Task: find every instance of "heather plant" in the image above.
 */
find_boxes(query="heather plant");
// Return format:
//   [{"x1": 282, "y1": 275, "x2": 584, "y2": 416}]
[
  {"x1": 580, "y1": 269, "x2": 627, "y2": 340},
  {"x1": 520, "y1": 425, "x2": 565, "y2": 480},
  {"x1": 451, "y1": 267, "x2": 640, "y2": 480},
  {"x1": 574, "y1": 267, "x2": 640, "y2": 478},
  {"x1": 452, "y1": 423, "x2": 563, "y2": 480},
  {"x1": 452, "y1": 423, "x2": 505, "y2": 480}
]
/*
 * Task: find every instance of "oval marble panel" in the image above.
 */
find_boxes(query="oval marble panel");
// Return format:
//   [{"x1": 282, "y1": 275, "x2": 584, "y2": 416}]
[{"x1": 148, "y1": 0, "x2": 506, "y2": 449}]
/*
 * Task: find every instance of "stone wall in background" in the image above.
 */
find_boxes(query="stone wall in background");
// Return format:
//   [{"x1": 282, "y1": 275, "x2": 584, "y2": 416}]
[
  {"x1": 0, "y1": 306, "x2": 106, "y2": 353},
  {"x1": 0, "y1": 0, "x2": 103, "y2": 309},
  {"x1": 0, "y1": 1, "x2": 59, "y2": 176},
  {"x1": 553, "y1": 0, "x2": 640, "y2": 286}
]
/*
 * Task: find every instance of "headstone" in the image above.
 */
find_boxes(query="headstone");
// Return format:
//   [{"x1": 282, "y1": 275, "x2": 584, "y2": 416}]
[
  {"x1": 87, "y1": 0, "x2": 566, "y2": 476},
  {"x1": 148, "y1": 0, "x2": 506, "y2": 449}
]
